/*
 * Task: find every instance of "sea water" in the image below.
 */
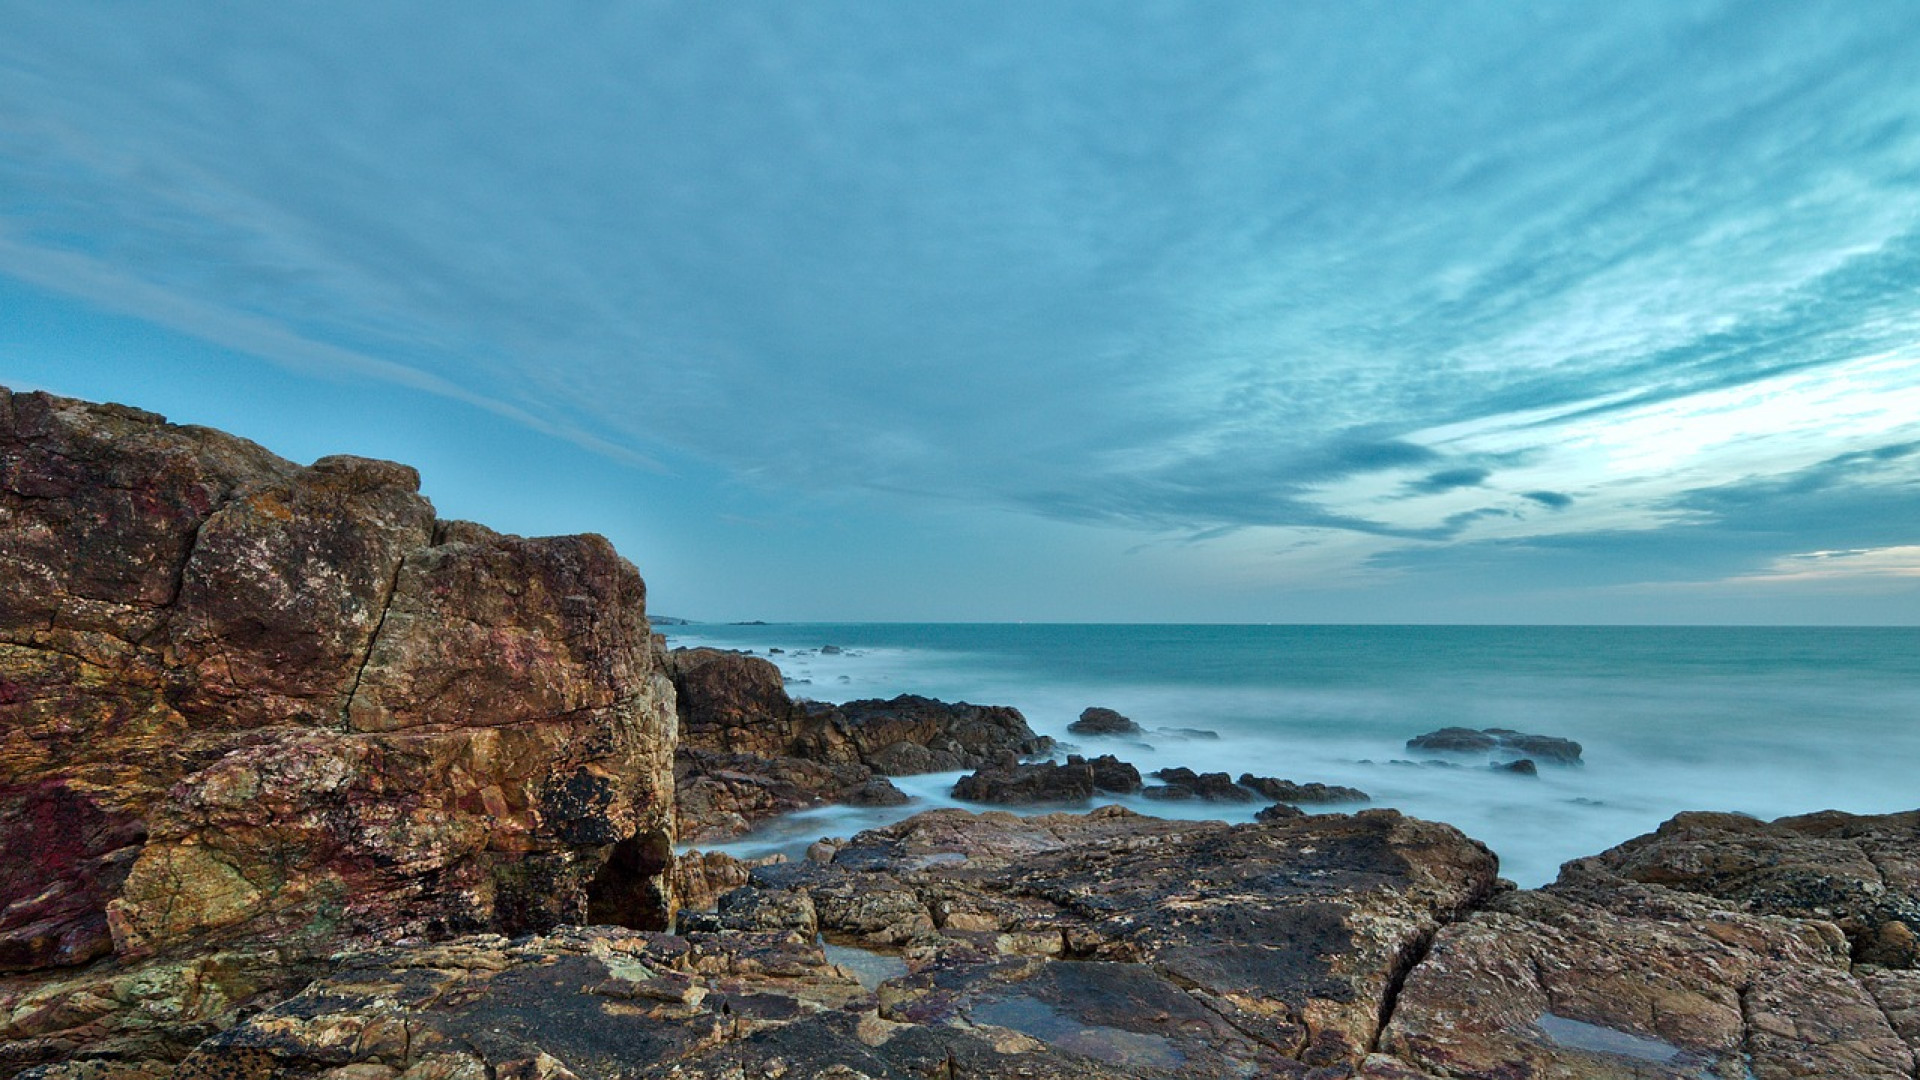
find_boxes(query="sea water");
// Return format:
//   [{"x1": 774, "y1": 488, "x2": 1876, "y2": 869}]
[{"x1": 661, "y1": 624, "x2": 1920, "y2": 887}]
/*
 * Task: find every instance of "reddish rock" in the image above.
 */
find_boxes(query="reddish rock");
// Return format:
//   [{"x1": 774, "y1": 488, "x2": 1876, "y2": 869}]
[{"x1": 0, "y1": 388, "x2": 677, "y2": 983}]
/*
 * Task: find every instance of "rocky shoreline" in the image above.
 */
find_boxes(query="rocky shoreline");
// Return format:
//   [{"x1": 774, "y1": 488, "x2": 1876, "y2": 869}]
[{"x1": 5, "y1": 387, "x2": 1919, "y2": 1079}]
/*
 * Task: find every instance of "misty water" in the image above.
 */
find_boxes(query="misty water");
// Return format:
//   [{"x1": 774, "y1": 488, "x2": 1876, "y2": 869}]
[{"x1": 664, "y1": 624, "x2": 1920, "y2": 887}]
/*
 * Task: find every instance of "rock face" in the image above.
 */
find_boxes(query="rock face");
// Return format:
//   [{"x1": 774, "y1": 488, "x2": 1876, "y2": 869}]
[
  {"x1": 0, "y1": 388, "x2": 678, "y2": 983},
  {"x1": 667, "y1": 649, "x2": 1051, "y2": 840},
  {"x1": 1406, "y1": 725, "x2": 1583, "y2": 765}
]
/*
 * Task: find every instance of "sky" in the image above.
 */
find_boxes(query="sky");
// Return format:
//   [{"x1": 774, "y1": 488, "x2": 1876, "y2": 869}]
[{"x1": 2, "y1": 2, "x2": 1919, "y2": 623}]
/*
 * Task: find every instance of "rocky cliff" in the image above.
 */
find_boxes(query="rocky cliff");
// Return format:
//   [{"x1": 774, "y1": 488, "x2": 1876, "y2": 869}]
[{"x1": 0, "y1": 388, "x2": 678, "y2": 984}]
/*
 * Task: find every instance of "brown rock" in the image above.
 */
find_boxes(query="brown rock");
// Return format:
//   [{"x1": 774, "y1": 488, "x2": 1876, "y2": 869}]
[{"x1": 0, "y1": 388, "x2": 677, "y2": 984}]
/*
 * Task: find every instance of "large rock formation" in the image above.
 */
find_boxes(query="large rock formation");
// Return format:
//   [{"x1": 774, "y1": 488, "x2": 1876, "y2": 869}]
[
  {"x1": 170, "y1": 806, "x2": 1503, "y2": 1079},
  {"x1": 0, "y1": 388, "x2": 678, "y2": 986},
  {"x1": 668, "y1": 648, "x2": 1051, "y2": 840}
]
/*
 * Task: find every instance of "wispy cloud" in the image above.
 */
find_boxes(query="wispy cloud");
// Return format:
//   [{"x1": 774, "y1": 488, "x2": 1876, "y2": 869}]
[{"x1": 3, "y1": 3, "x2": 1920, "y2": 617}]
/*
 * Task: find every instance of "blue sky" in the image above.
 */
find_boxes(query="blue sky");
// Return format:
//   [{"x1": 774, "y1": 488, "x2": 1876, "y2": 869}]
[{"x1": 3, "y1": 2, "x2": 1919, "y2": 622}]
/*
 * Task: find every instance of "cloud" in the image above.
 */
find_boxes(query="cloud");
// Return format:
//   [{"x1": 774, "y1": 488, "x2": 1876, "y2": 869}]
[
  {"x1": 1404, "y1": 467, "x2": 1490, "y2": 495},
  {"x1": 2, "y1": 0, "x2": 1919, "y2": 612}
]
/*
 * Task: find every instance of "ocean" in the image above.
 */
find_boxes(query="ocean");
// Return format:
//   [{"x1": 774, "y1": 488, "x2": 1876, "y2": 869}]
[{"x1": 660, "y1": 623, "x2": 1920, "y2": 887}]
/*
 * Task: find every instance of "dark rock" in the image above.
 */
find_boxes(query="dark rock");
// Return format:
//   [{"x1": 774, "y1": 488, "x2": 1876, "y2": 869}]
[
  {"x1": 953, "y1": 755, "x2": 1141, "y2": 806},
  {"x1": 1404, "y1": 726, "x2": 1497, "y2": 754},
  {"x1": 1239, "y1": 774, "x2": 1372, "y2": 804},
  {"x1": 1146, "y1": 766, "x2": 1256, "y2": 802},
  {"x1": 1407, "y1": 725, "x2": 1583, "y2": 764},
  {"x1": 842, "y1": 776, "x2": 911, "y2": 807},
  {"x1": 1069, "y1": 706, "x2": 1143, "y2": 737},
  {"x1": 1492, "y1": 758, "x2": 1538, "y2": 776},
  {"x1": 1256, "y1": 802, "x2": 1307, "y2": 822},
  {"x1": 820, "y1": 644, "x2": 842, "y2": 654}
]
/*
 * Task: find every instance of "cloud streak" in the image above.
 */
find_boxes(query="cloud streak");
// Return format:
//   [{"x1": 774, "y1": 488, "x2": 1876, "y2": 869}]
[{"x1": 3, "y1": 2, "x2": 1920, "y2": 616}]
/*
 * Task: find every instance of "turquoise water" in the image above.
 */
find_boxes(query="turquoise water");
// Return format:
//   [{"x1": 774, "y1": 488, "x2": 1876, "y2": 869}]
[{"x1": 663, "y1": 624, "x2": 1920, "y2": 887}]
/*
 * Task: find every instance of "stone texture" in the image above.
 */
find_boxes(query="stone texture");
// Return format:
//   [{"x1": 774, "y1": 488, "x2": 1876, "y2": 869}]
[
  {"x1": 0, "y1": 388, "x2": 677, "y2": 981},
  {"x1": 714, "y1": 805, "x2": 1502, "y2": 1073},
  {"x1": 1376, "y1": 809, "x2": 1920, "y2": 1080},
  {"x1": 1576, "y1": 808, "x2": 1920, "y2": 966}
]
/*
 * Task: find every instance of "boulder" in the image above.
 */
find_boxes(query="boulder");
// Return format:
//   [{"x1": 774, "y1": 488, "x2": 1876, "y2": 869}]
[
  {"x1": 952, "y1": 754, "x2": 1141, "y2": 806},
  {"x1": 0, "y1": 387, "x2": 679, "y2": 979},
  {"x1": 1407, "y1": 725, "x2": 1583, "y2": 764},
  {"x1": 1068, "y1": 706, "x2": 1143, "y2": 737}
]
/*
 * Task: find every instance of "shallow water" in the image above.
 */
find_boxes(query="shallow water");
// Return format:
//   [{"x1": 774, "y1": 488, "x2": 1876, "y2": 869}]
[{"x1": 668, "y1": 624, "x2": 1920, "y2": 887}]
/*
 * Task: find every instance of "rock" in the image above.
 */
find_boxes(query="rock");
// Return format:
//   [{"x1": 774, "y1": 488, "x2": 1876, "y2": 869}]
[
  {"x1": 952, "y1": 755, "x2": 1141, "y2": 806},
  {"x1": 1574, "y1": 808, "x2": 1920, "y2": 966},
  {"x1": 819, "y1": 644, "x2": 842, "y2": 654},
  {"x1": 1238, "y1": 774, "x2": 1371, "y2": 804},
  {"x1": 668, "y1": 850, "x2": 786, "y2": 914},
  {"x1": 1492, "y1": 757, "x2": 1538, "y2": 776},
  {"x1": 1067, "y1": 707, "x2": 1143, "y2": 737},
  {"x1": 1154, "y1": 726, "x2": 1221, "y2": 740},
  {"x1": 721, "y1": 805, "x2": 1501, "y2": 1072},
  {"x1": 803, "y1": 695, "x2": 1055, "y2": 774},
  {"x1": 667, "y1": 654, "x2": 1053, "y2": 835},
  {"x1": 667, "y1": 648, "x2": 798, "y2": 759},
  {"x1": 1404, "y1": 726, "x2": 1496, "y2": 754},
  {"x1": 1255, "y1": 802, "x2": 1307, "y2": 822},
  {"x1": 1406, "y1": 725, "x2": 1583, "y2": 765},
  {"x1": 1144, "y1": 766, "x2": 1256, "y2": 802},
  {"x1": 1374, "y1": 808, "x2": 1920, "y2": 1079},
  {"x1": 0, "y1": 388, "x2": 678, "y2": 982},
  {"x1": 1381, "y1": 866, "x2": 1911, "y2": 1078},
  {"x1": 841, "y1": 777, "x2": 911, "y2": 807},
  {"x1": 672, "y1": 750, "x2": 873, "y2": 843}
]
